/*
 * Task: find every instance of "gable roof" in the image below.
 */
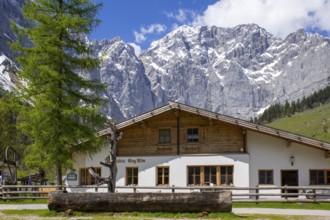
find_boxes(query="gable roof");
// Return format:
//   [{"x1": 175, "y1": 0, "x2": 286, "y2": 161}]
[{"x1": 98, "y1": 101, "x2": 330, "y2": 152}]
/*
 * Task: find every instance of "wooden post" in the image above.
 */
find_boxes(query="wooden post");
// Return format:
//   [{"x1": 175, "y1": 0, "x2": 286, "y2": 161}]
[
  {"x1": 133, "y1": 186, "x2": 136, "y2": 193},
  {"x1": 255, "y1": 185, "x2": 259, "y2": 204},
  {"x1": 284, "y1": 185, "x2": 288, "y2": 201},
  {"x1": 172, "y1": 185, "x2": 175, "y2": 193},
  {"x1": 313, "y1": 189, "x2": 316, "y2": 203}
]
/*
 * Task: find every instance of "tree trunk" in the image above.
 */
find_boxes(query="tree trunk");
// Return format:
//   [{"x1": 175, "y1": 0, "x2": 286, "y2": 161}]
[
  {"x1": 55, "y1": 164, "x2": 62, "y2": 191},
  {"x1": 48, "y1": 191, "x2": 232, "y2": 212}
]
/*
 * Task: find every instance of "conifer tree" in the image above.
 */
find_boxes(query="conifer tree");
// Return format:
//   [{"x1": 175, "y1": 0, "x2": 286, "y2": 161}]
[{"x1": 11, "y1": 0, "x2": 106, "y2": 186}]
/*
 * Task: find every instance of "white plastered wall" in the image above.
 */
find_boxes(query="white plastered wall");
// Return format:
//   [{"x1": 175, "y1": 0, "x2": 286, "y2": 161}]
[
  {"x1": 68, "y1": 143, "x2": 250, "y2": 192},
  {"x1": 247, "y1": 130, "x2": 330, "y2": 197}
]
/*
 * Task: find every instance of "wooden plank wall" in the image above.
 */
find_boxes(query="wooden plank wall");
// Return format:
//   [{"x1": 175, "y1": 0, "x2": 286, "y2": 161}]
[{"x1": 117, "y1": 110, "x2": 244, "y2": 156}]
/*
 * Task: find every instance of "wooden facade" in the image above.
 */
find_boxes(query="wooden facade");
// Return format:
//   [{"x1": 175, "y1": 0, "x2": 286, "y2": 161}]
[{"x1": 117, "y1": 109, "x2": 245, "y2": 156}]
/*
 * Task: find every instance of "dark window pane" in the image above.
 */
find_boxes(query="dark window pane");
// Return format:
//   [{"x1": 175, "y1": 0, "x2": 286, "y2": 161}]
[
  {"x1": 157, "y1": 177, "x2": 162, "y2": 185},
  {"x1": 187, "y1": 128, "x2": 199, "y2": 143},
  {"x1": 318, "y1": 170, "x2": 325, "y2": 184},
  {"x1": 227, "y1": 166, "x2": 233, "y2": 174},
  {"x1": 159, "y1": 129, "x2": 171, "y2": 144},
  {"x1": 195, "y1": 176, "x2": 200, "y2": 185},
  {"x1": 188, "y1": 176, "x2": 194, "y2": 185},
  {"x1": 221, "y1": 176, "x2": 226, "y2": 184},
  {"x1": 228, "y1": 175, "x2": 233, "y2": 184},
  {"x1": 164, "y1": 177, "x2": 169, "y2": 184}
]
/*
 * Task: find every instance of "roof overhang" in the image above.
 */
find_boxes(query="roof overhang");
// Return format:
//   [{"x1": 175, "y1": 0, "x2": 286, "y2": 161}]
[{"x1": 97, "y1": 101, "x2": 330, "y2": 152}]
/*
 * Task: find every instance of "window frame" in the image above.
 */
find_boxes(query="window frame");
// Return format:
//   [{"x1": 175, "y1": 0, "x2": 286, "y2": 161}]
[
  {"x1": 310, "y1": 169, "x2": 330, "y2": 185},
  {"x1": 126, "y1": 167, "x2": 138, "y2": 186},
  {"x1": 79, "y1": 167, "x2": 101, "y2": 185},
  {"x1": 159, "y1": 128, "x2": 171, "y2": 144},
  {"x1": 156, "y1": 166, "x2": 170, "y2": 186},
  {"x1": 187, "y1": 128, "x2": 199, "y2": 143},
  {"x1": 187, "y1": 165, "x2": 233, "y2": 186},
  {"x1": 258, "y1": 170, "x2": 274, "y2": 185}
]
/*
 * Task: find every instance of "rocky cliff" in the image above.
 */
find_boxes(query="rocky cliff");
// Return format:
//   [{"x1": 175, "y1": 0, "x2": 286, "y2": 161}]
[{"x1": 1, "y1": 0, "x2": 330, "y2": 121}]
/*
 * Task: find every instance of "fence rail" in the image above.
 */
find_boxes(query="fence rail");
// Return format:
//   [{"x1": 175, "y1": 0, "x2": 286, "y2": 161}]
[{"x1": 1, "y1": 185, "x2": 330, "y2": 203}]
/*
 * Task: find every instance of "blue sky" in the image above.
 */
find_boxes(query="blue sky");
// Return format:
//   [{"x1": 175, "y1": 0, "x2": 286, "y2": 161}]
[
  {"x1": 91, "y1": 0, "x2": 330, "y2": 54},
  {"x1": 90, "y1": 0, "x2": 217, "y2": 50}
]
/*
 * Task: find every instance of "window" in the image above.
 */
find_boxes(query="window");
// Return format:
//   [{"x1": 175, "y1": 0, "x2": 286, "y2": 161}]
[
  {"x1": 188, "y1": 166, "x2": 201, "y2": 185},
  {"x1": 79, "y1": 167, "x2": 101, "y2": 185},
  {"x1": 157, "y1": 167, "x2": 169, "y2": 185},
  {"x1": 187, "y1": 128, "x2": 199, "y2": 143},
  {"x1": 126, "y1": 167, "x2": 138, "y2": 185},
  {"x1": 187, "y1": 165, "x2": 233, "y2": 186},
  {"x1": 259, "y1": 170, "x2": 273, "y2": 184},
  {"x1": 204, "y1": 166, "x2": 217, "y2": 185},
  {"x1": 310, "y1": 170, "x2": 330, "y2": 185},
  {"x1": 159, "y1": 129, "x2": 171, "y2": 144},
  {"x1": 220, "y1": 166, "x2": 233, "y2": 185}
]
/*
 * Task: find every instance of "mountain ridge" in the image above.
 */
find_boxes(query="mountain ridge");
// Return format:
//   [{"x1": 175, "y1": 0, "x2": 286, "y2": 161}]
[{"x1": 1, "y1": 0, "x2": 330, "y2": 122}]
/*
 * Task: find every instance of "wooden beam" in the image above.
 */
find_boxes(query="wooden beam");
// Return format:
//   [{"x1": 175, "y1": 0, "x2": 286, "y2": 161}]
[
  {"x1": 173, "y1": 109, "x2": 179, "y2": 117},
  {"x1": 325, "y1": 151, "x2": 330, "y2": 159}
]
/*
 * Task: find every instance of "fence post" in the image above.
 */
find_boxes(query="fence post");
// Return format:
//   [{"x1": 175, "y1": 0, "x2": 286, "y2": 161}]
[
  {"x1": 0, "y1": 185, "x2": 3, "y2": 200},
  {"x1": 95, "y1": 186, "x2": 98, "y2": 192},
  {"x1": 255, "y1": 185, "x2": 259, "y2": 204},
  {"x1": 284, "y1": 185, "x2": 288, "y2": 201},
  {"x1": 133, "y1": 186, "x2": 136, "y2": 193},
  {"x1": 2, "y1": 185, "x2": 6, "y2": 201},
  {"x1": 313, "y1": 189, "x2": 316, "y2": 203},
  {"x1": 172, "y1": 185, "x2": 175, "y2": 193}
]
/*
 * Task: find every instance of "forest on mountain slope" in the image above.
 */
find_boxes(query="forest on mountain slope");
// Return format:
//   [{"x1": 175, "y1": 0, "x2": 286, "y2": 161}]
[
  {"x1": 255, "y1": 86, "x2": 330, "y2": 124},
  {"x1": 255, "y1": 86, "x2": 330, "y2": 143}
]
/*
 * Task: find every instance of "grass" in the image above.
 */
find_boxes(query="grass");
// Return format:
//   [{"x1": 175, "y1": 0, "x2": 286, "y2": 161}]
[
  {"x1": 233, "y1": 202, "x2": 330, "y2": 210},
  {"x1": 0, "y1": 210, "x2": 320, "y2": 220},
  {"x1": 267, "y1": 103, "x2": 330, "y2": 143},
  {"x1": 1, "y1": 203, "x2": 330, "y2": 219},
  {"x1": 0, "y1": 199, "x2": 47, "y2": 204},
  {"x1": 1, "y1": 199, "x2": 330, "y2": 209}
]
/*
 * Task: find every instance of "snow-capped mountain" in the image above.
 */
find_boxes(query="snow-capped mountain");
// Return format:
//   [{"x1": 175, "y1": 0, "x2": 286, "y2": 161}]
[
  {"x1": 89, "y1": 24, "x2": 330, "y2": 120},
  {"x1": 0, "y1": 54, "x2": 20, "y2": 91},
  {"x1": 0, "y1": 0, "x2": 26, "y2": 92},
  {"x1": 1, "y1": 0, "x2": 330, "y2": 121},
  {"x1": 88, "y1": 38, "x2": 156, "y2": 121}
]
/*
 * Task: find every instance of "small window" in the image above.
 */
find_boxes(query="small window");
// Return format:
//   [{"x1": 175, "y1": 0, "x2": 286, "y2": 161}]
[
  {"x1": 159, "y1": 129, "x2": 171, "y2": 144},
  {"x1": 157, "y1": 167, "x2": 169, "y2": 185},
  {"x1": 310, "y1": 170, "x2": 330, "y2": 185},
  {"x1": 126, "y1": 167, "x2": 138, "y2": 186},
  {"x1": 79, "y1": 167, "x2": 101, "y2": 185},
  {"x1": 220, "y1": 166, "x2": 233, "y2": 185},
  {"x1": 187, "y1": 128, "x2": 199, "y2": 143},
  {"x1": 259, "y1": 170, "x2": 273, "y2": 185},
  {"x1": 204, "y1": 166, "x2": 217, "y2": 185},
  {"x1": 188, "y1": 166, "x2": 201, "y2": 185}
]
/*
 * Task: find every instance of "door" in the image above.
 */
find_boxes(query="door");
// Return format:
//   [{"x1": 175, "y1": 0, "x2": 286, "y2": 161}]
[{"x1": 281, "y1": 170, "x2": 298, "y2": 197}]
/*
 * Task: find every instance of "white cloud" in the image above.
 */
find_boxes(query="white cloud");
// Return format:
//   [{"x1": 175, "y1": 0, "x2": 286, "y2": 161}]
[
  {"x1": 193, "y1": 0, "x2": 330, "y2": 38},
  {"x1": 134, "y1": 24, "x2": 167, "y2": 43},
  {"x1": 128, "y1": 43, "x2": 142, "y2": 57},
  {"x1": 166, "y1": 9, "x2": 198, "y2": 27},
  {"x1": 166, "y1": 9, "x2": 189, "y2": 23}
]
